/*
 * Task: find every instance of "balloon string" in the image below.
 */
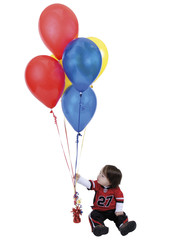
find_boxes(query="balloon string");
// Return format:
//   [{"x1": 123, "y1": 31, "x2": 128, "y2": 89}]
[
  {"x1": 74, "y1": 92, "x2": 83, "y2": 192},
  {"x1": 74, "y1": 133, "x2": 82, "y2": 194},
  {"x1": 64, "y1": 118, "x2": 74, "y2": 185},
  {"x1": 77, "y1": 128, "x2": 86, "y2": 173},
  {"x1": 50, "y1": 110, "x2": 74, "y2": 186}
]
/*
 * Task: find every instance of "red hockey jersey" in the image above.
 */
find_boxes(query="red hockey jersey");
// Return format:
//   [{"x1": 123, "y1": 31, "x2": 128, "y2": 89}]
[{"x1": 89, "y1": 180, "x2": 124, "y2": 211}]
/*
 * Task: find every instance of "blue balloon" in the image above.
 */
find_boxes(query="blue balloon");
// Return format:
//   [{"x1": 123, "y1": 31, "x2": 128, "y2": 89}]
[
  {"x1": 62, "y1": 38, "x2": 102, "y2": 92},
  {"x1": 61, "y1": 86, "x2": 97, "y2": 132}
]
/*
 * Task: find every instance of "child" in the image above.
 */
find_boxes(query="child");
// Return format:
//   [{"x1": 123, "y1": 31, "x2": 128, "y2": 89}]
[{"x1": 76, "y1": 165, "x2": 136, "y2": 236}]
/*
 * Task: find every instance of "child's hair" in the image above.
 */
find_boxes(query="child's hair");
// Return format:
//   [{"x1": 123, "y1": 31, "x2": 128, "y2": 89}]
[{"x1": 103, "y1": 165, "x2": 122, "y2": 188}]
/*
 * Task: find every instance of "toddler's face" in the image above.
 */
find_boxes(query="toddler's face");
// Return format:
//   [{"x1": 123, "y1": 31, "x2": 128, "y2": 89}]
[{"x1": 97, "y1": 169, "x2": 111, "y2": 187}]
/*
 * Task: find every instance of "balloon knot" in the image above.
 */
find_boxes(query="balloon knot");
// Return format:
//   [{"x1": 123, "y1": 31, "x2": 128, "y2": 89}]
[
  {"x1": 50, "y1": 110, "x2": 57, "y2": 124},
  {"x1": 76, "y1": 132, "x2": 82, "y2": 143}
]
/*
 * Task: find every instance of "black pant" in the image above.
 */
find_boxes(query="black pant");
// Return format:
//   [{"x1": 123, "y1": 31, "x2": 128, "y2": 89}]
[{"x1": 89, "y1": 209, "x2": 128, "y2": 231}]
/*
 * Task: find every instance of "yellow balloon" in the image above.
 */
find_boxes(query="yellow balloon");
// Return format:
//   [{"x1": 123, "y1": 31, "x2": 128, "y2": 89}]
[
  {"x1": 59, "y1": 59, "x2": 62, "y2": 66},
  {"x1": 51, "y1": 55, "x2": 72, "y2": 93},
  {"x1": 60, "y1": 60, "x2": 72, "y2": 93},
  {"x1": 51, "y1": 55, "x2": 63, "y2": 67},
  {"x1": 50, "y1": 54, "x2": 58, "y2": 61},
  {"x1": 64, "y1": 74, "x2": 72, "y2": 92},
  {"x1": 88, "y1": 37, "x2": 108, "y2": 82}
]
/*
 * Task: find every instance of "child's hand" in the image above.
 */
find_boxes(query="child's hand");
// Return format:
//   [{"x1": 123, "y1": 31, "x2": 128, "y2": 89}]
[
  {"x1": 75, "y1": 173, "x2": 80, "y2": 181},
  {"x1": 115, "y1": 211, "x2": 124, "y2": 216}
]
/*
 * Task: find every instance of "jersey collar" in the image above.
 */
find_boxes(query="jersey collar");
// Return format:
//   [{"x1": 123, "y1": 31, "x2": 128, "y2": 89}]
[{"x1": 101, "y1": 185, "x2": 112, "y2": 189}]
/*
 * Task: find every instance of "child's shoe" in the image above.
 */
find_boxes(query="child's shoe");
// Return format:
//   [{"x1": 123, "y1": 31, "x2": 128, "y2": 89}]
[
  {"x1": 119, "y1": 221, "x2": 136, "y2": 236},
  {"x1": 93, "y1": 225, "x2": 109, "y2": 237}
]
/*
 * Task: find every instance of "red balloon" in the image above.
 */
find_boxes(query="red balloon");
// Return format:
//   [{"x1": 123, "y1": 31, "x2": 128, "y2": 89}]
[
  {"x1": 39, "y1": 4, "x2": 79, "y2": 60},
  {"x1": 25, "y1": 55, "x2": 65, "y2": 109}
]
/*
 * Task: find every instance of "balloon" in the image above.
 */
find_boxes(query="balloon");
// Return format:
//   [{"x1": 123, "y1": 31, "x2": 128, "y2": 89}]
[
  {"x1": 50, "y1": 54, "x2": 63, "y2": 67},
  {"x1": 62, "y1": 38, "x2": 102, "y2": 92},
  {"x1": 64, "y1": 75, "x2": 72, "y2": 92},
  {"x1": 39, "y1": 4, "x2": 79, "y2": 60},
  {"x1": 25, "y1": 55, "x2": 65, "y2": 109},
  {"x1": 51, "y1": 54, "x2": 58, "y2": 61},
  {"x1": 58, "y1": 58, "x2": 72, "y2": 93},
  {"x1": 88, "y1": 37, "x2": 108, "y2": 81},
  {"x1": 50, "y1": 55, "x2": 72, "y2": 93},
  {"x1": 61, "y1": 86, "x2": 97, "y2": 132}
]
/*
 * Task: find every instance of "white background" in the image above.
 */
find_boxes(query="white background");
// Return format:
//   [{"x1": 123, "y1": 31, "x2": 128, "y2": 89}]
[{"x1": 0, "y1": 0, "x2": 192, "y2": 239}]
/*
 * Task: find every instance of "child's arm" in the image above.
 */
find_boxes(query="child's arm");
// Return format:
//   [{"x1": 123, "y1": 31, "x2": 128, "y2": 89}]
[
  {"x1": 115, "y1": 189, "x2": 124, "y2": 216},
  {"x1": 115, "y1": 202, "x2": 124, "y2": 216},
  {"x1": 76, "y1": 174, "x2": 91, "y2": 189}
]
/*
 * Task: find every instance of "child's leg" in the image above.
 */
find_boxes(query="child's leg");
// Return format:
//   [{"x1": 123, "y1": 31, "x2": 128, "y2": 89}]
[
  {"x1": 114, "y1": 212, "x2": 136, "y2": 236},
  {"x1": 89, "y1": 210, "x2": 109, "y2": 236},
  {"x1": 114, "y1": 212, "x2": 128, "y2": 228}
]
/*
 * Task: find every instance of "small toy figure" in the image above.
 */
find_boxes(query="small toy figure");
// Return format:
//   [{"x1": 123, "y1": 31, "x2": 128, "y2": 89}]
[{"x1": 76, "y1": 165, "x2": 136, "y2": 236}]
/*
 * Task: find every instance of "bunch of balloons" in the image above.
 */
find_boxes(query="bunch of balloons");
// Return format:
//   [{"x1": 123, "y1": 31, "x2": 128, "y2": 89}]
[{"x1": 25, "y1": 3, "x2": 108, "y2": 133}]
